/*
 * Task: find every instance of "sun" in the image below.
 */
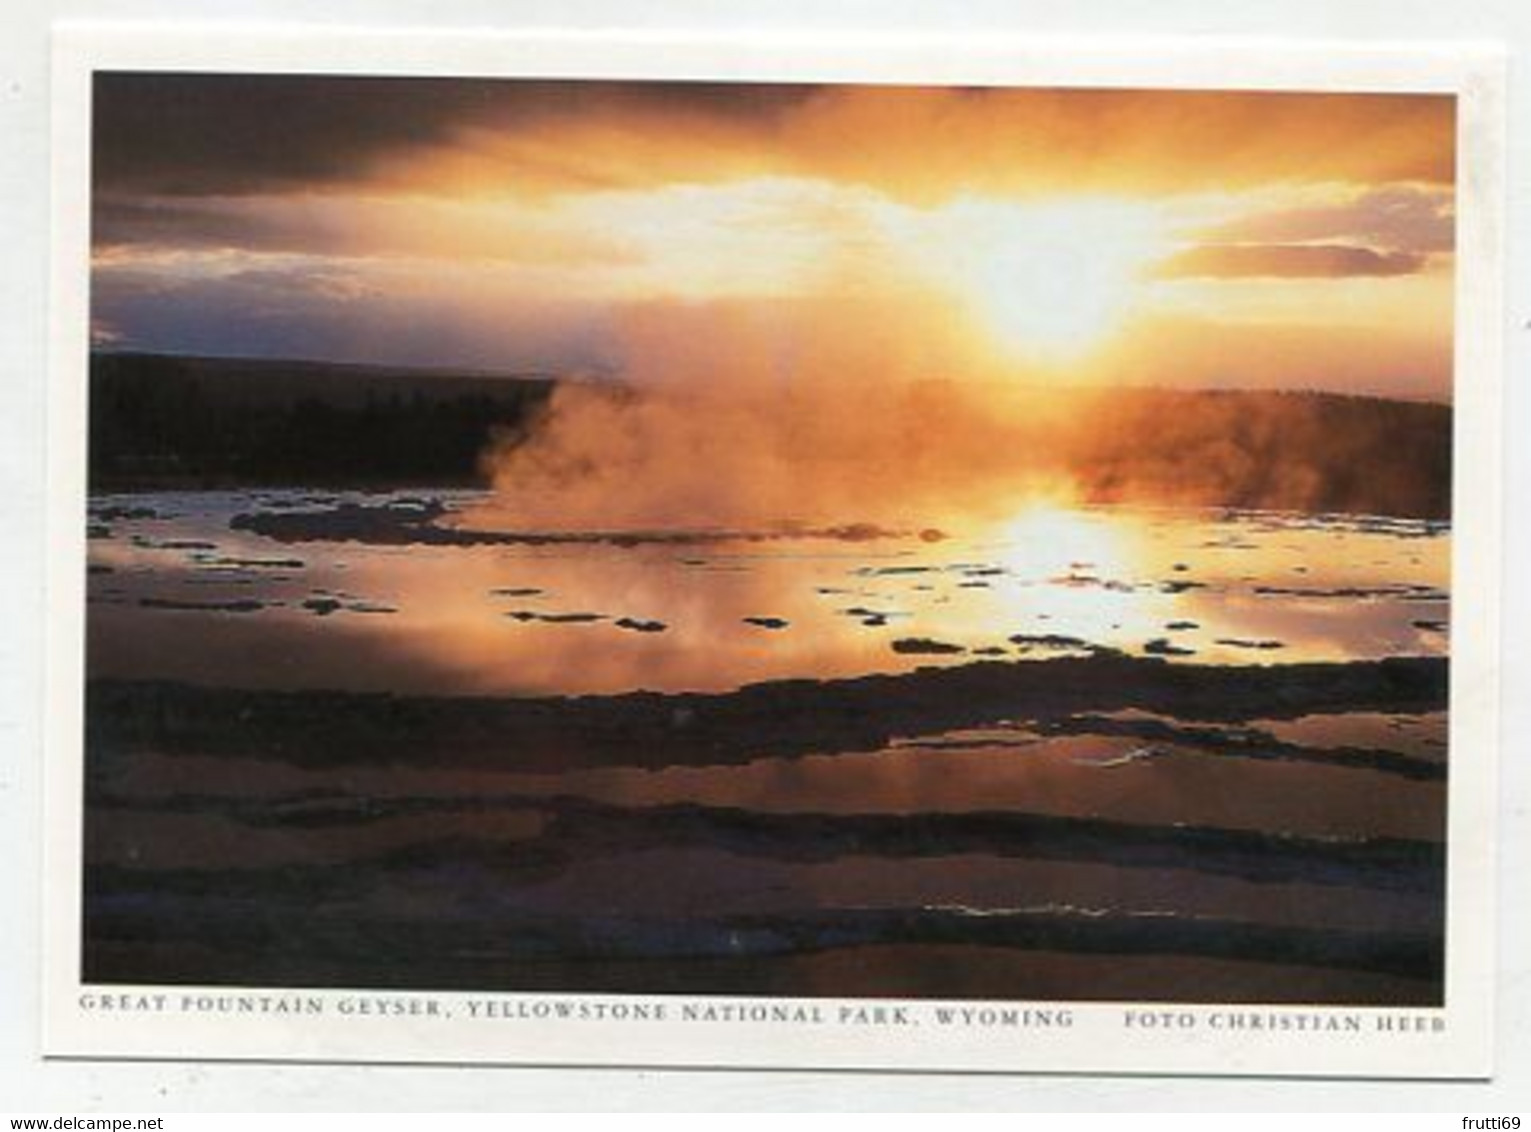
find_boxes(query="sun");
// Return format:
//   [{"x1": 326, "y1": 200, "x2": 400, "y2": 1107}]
[
  {"x1": 922, "y1": 197, "x2": 1170, "y2": 360},
  {"x1": 990, "y1": 503, "x2": 1168, "y2": 645}
]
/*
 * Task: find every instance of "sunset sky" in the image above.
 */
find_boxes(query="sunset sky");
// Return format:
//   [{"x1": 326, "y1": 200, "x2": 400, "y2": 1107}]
[{"x1": 91, "y1": 75, "x2": 1456, "y2": 400}]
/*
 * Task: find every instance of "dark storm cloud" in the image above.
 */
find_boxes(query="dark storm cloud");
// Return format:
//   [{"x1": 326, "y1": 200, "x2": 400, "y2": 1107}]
[
  {"x1": 92, "y1": 72, "x2": 811, "y2": 197},
  {"x1": 90, "y1": 192, "x2": 643, "y2": 266},
  {"x1": 92, "y1": 196, "x2": 280, "y2": 249},
  {"x1": 93, "y1": 75, "x2": 1456, "y2": 202}
]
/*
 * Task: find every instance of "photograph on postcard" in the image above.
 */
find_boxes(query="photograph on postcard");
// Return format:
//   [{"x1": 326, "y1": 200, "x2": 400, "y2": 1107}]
[{"x1": 48, "y1": 35, "x2": 1502, "y2": 1074}]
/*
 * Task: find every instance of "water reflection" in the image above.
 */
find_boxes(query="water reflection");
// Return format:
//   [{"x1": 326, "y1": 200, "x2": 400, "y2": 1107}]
[{"x1": 86, "y1": 490, "x2": 1449, "y2": 696}]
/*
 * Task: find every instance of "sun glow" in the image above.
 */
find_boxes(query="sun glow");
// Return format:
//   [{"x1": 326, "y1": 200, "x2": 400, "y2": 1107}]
[
  {"x1": 989, "y1": 503, "x2": 1168, "y2": 644},
  {"x1": 998, "y1": 504, "x2": 1134, "y2": 580},
  {"x1": 919, "y1": 198, "x2": 1172, "y2": 361}
]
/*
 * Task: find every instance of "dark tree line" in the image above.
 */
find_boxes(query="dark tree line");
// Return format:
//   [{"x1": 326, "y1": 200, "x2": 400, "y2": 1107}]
[
  {"x1": 1062, "y1": 387, "x2": 1452, "y2": 520},
  {"x1": 87, "y1": 352, "x2": 1452, "y2": 519},
  {"x1": 88, "y1": 352, "x2": 553, "y2": 491}
]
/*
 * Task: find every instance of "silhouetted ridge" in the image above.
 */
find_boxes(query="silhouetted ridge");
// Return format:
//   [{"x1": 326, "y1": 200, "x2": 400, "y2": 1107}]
[
  {"x1": 88, "y1": 351, "x2": 554, "y2": 490},
  {"x1": 88, "y1": 352, "x2": 1451, "y2": 516}
]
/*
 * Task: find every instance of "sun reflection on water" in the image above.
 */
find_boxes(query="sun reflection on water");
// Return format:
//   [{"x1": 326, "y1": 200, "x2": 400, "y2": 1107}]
[{"x1": 85, "y1": 491, "x2": 1449, "y2": 697}]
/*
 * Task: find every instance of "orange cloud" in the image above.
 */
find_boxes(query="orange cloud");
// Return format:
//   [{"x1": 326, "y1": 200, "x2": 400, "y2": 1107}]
[
  {"x1": 773, "y1": 88, "x2": 1454, "y2": 203},
  {"x1": 1153, "y1": 243, "x2": 1429, "y2": 280},
  {"x1": 91, "y1": 75, "x2": 1457, "y2": 402},
  {"x1": 384, "y1": 87, "x2": 1456, "y2": 206},
  {"x1": 1196, "y1": 185, "x2": 1454, "y2": 253}
]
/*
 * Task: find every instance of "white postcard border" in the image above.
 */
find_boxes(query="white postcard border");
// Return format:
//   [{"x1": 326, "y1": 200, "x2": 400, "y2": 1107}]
[{"x1": 43, "y1": 21, "x2": 1506, "y2": 1078}]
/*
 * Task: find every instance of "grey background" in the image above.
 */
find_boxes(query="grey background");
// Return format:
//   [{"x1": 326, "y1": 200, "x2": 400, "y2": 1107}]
[{"x1": 2, "y1": 0, "x2": 1526, "y2": 1111}]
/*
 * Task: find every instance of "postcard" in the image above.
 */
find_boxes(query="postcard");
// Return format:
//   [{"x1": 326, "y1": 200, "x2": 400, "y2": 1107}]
[{"x1": 44, "y1": 23, "x2": 1504, "y2": 1076}]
